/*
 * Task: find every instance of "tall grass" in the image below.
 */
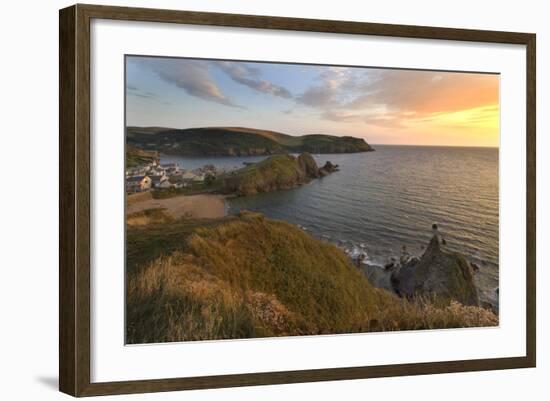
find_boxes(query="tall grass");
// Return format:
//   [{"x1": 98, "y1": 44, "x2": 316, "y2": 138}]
[{"x1": 126, "y1": 212, "x2": 497, "y2": 344}]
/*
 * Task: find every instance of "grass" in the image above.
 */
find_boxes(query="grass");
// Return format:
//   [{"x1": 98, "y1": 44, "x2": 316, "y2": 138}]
[
  {"x1": 126, "y1": 144, "x2": 158, "y2": 167},
  {"x1": 126, "y1": 208, "x2": 173, "y2": 226},
  {"x1": 126, "y1": 212, "x2": 497, "y2": 344},
  {"x1": 126, "y1": 216, "x2": 231, "y2": 275},
  {"x1": 373, "y1": 295, "x2": 497, "y2": 331},
  {"x1": 222, "y1": 154, "x2": 311, "y2": 195}
]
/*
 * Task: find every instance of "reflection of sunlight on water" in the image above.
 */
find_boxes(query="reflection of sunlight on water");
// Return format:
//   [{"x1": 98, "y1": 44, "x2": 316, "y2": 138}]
[{"x1": 163, "y1": 145, "x2": 500, "y2": 310}]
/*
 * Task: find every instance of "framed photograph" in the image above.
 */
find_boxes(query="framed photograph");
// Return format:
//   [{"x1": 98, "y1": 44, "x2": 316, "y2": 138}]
[{"x1": 59, "y1": 4, "x2": 536, "y2": 397}]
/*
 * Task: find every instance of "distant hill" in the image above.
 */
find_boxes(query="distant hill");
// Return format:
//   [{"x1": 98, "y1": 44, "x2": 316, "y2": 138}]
[
  {"x1": 126, "y1": 126, "x2": 374, "y2": 156},
  {"x1": 126, "y1": 144, "x2": 158, "y2": 167}
]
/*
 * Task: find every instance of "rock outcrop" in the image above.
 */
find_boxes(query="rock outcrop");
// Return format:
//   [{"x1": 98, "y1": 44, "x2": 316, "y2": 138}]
[
  {"x1": 394, "y1": 236, "x2": 480, "y2": 306},
  {"x1": 223, "y1": 152, "x2": 338, "y2": 196},
  {"x1": 319, "y1": 161, "x2": 340, "y2": 176},
  {"x1": 297, "y1": 152, "x2": 321, "y2": 178},
  {"x1": 359, "y1": 235, "x2": 480, "y2": 307}
]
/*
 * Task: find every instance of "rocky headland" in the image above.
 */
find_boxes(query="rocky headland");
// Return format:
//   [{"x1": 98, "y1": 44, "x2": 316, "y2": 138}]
[
  {"x1": 126, "y1": 126, "x2": 374, "y2": 156},
  {"x1": 222, "y1": 152, "x2": 337, "y2": 196}
]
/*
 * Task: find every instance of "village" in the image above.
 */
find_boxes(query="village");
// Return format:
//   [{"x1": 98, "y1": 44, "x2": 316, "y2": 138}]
[{"x1": 126, "y1": 160, "x2": 227, "y2": 193}]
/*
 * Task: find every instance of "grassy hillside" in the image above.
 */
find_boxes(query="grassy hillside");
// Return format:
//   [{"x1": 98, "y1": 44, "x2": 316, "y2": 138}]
[
  {"x1": 222, "y1": 153, "x2": 320, "y2": 196},
  {"x1": 126, "y1": 144, "x2": 158, "y2": 167},
  {"x1": 126, "y1": 212, "x2": 497, "y2": 344},
  {"x1": 126, "y1": 126, "x2": 373, "y2": 156}
]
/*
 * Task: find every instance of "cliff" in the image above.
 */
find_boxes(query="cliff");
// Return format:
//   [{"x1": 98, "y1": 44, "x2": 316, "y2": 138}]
[
  {"x1": 126, "y1": 213, "x2": 497, "y2": 343},
  {"x1": 222, "y1": 152, "x2": 331, "y2": 196},
  {"x1": 126, "y1": 126, "x2": 374, "y2": 156},
  {"x1": 395, "y1": 236, "x2": 480, "y2": 306}
]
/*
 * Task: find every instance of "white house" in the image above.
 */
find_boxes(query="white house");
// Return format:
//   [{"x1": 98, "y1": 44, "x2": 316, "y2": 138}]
[{"x1": 161, "y1": 162, "x2": 180, "y2": 172}]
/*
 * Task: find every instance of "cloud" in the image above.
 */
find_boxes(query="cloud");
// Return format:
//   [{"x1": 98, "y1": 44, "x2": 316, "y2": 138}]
[
  {"x1": 355, "y1": 69, "x2": 499, "y2": 115},
  {"x1": 133, "y1": 58, "x2": 242, "y2": 108},
  {"x1": 321, "y1": 110, "x2": 362, "y2": 122},
  {"x1": 297, "y1": 66, "x2": 499, "y2": 129},
  {"x1": 297, "y1": 85, "x2": 335, "y2": 108},
  {"x1": 215, "y1": 61, "x2": 293, "y2": 99},
  {"x1": 126, "y1": 84, "x2": 155, "y2": 98},
  {"x1": 296, "y1": 67, "x2": 352, "y2": 108}
]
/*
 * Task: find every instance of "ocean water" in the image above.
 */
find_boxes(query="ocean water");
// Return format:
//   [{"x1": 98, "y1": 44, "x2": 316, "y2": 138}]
[{"x1": 160, "y1": 145, "x2": 499, "y2": 308}]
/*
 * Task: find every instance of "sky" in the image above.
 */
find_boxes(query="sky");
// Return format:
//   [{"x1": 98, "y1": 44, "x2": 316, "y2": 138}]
[{"x1": 126, "y1": 56, "x2": 499, "y2": 147}]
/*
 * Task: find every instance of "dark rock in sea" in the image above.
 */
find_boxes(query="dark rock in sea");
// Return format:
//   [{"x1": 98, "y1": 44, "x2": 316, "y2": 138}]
[
  {"x1": 319, "y1": 161, "x2": 339, "y2": 176},
  {"x1": 395, "y1": 236, "x2": 480, "y2": 306}
]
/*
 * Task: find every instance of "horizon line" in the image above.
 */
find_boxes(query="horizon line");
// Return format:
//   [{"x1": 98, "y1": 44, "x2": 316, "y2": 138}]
[{"x1": 126, "y1": 125, "x2": 498, "y2": 149}]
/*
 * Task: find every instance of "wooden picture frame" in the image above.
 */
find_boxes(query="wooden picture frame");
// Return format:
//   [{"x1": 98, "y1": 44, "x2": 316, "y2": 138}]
[{"x1": 59, "y1": 3, "x2": 536, "y2": 397}]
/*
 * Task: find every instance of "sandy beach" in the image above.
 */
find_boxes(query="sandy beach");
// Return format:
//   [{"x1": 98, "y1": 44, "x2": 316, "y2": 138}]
[{"x1": 127, "y1": 192, "x2": 226, "y2": 220}]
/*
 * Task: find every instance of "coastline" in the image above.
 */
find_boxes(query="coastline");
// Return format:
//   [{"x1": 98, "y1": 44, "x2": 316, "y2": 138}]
[{"x1": 127, "y1": 192, "x2": 226, "y2": 220}]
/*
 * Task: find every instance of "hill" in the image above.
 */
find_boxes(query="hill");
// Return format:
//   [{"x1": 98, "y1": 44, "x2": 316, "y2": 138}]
[
  {"x1": 222, "y1": 152, "x2": 330, "y2": 196},
  {"x1": 126, "y1": 212, "x2": 497, "y2": 343},
  {"x1": 126, "y1": 126, "x2": 373, "y2": 156},
  {"x1": 126, "y1": 144, "x2": 158, "y2": 167}
]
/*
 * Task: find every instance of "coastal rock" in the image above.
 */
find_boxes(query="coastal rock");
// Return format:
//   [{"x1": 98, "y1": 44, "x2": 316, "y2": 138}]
[
  {"x1": 297, "y1": 152, "x2": 321, "y2": 178},
  {"x1": 395, "y1": 236, "x2": 480, "y2": 306},
  {"x1": 360, "y1": 263, "x2": 395, "y2": 292},
  {"x1": 319, "y1": 161, "x2": 339, "y2": 176},
  {"x1": 222, "y1": 152, "x2": 338, "y2": 196}
]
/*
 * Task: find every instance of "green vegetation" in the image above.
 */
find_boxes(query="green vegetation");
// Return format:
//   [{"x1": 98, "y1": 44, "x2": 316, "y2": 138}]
[
  {"x1": 150, "y1": 153, "x2": 324, "y2": 199},
  {"x1": 126, "y1": 144, "x2": 158, "y2": 167},
  {"x1": 150, "y1": 178, "x2": 224, "y2": 199},
  {"x1": 126, "y1": 212, "x2": 497, "y2": 344},
  {"x1": 126, "y1": 126, "x2": 373, "y2": 157},
  {"x1": 126, "y1": 207, "x2": 173, "y2": 226},
  {"x1": 222, "y1": 153, "x2": 320, "y2": 196},
  {"x1": 126, "y1": 216, "x2": 229, "y2": 274}
]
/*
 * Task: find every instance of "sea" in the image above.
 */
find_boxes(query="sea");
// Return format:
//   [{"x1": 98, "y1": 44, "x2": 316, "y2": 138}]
[{"x1": 160, "y1": 145, "x2": 499, "y2": 309}]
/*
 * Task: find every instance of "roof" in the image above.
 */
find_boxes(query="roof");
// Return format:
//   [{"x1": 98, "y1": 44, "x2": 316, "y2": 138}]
[
  {"x1": 150, "y1": 175, "x2": 165, "y2": 183},
  {"x1": 127, "y1": 175, "x2": 149, "y2": 182}
]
